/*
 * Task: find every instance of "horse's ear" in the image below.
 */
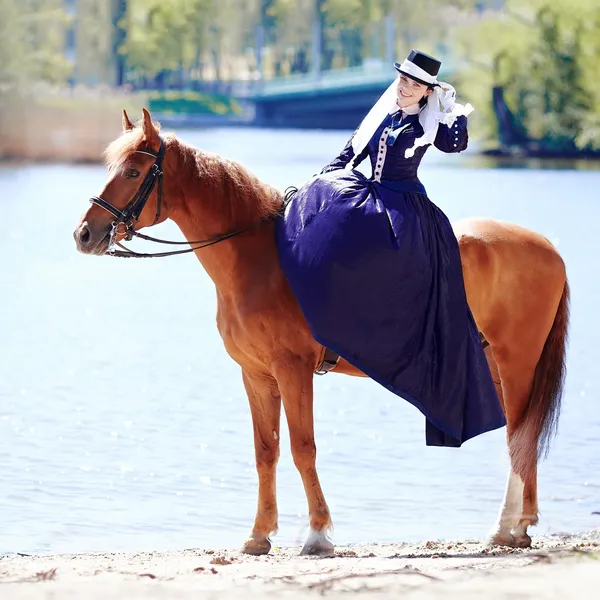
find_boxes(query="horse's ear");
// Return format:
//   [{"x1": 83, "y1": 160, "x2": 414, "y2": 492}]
[
  {"x1": 141, "y1": 108, "x2": 159, "y2": 145},
  {"x1": 122, "y1": 109, "x2": 135, "y2": 132}
]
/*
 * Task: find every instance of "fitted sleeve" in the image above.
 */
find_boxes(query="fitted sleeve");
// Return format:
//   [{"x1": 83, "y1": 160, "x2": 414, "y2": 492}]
[
  {"x1": 320, "y1": 130, "x2": 369, "y2": 173},
  {"x1": 433, "y1": 115, "x2": 469, "y2": 154}
]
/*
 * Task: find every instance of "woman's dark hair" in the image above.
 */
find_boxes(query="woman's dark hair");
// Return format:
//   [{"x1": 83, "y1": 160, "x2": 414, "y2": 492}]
[{"x1": 419, "y1": 86, "x2": 434, "y2": 108}]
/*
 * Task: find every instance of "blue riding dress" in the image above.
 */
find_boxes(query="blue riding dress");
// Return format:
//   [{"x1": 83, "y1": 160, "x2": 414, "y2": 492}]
[{"x1": 275, "y1": 109, "x2": 506, "y2": 447}]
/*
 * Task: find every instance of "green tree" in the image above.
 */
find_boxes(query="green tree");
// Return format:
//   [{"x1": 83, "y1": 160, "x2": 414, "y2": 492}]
[
  {"x1": 118, "y1": 0, "x2": 484, "y2": 81},
  {"x1": 121, "y1": 0, "x2": 265, "y2": 82},
  {"x1": 0, "y1": 0, "x2": 71, "y2": 99},
  {"x1": 320, "y1": 0, "x2": 482, "y2": 69},
  {"x1": 455, "y1": 0, "x2": 600, "y2": 150}
]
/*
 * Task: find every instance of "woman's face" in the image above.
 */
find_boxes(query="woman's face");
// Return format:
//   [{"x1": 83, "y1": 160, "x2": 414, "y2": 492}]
[{"x1": 396, "y1": 75, "x2": 432, "y2": 109}]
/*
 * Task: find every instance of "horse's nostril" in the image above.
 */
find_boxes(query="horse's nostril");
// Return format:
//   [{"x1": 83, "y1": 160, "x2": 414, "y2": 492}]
[{"x1": 80, "y1": 226, "x2": 91, "y2": 245}]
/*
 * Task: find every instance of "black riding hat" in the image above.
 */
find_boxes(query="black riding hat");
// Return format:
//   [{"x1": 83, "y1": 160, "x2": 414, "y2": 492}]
[{"x1": 394, "y1": 49, "x2": 441, "y2": 87}]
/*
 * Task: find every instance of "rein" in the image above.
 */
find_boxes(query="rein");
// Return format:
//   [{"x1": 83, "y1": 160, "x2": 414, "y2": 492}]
[
  {"x1": 111, "y1": 220, "x2": 277, "y2": 259},
  {"x1": 90, "y1": 139, "x2": 296, "y2": 259}
]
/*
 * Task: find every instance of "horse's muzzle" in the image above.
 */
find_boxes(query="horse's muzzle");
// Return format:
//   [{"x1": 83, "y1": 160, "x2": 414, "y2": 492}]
[{"x1": 73, "y1": 221, "x2": 110, "y2": 255}]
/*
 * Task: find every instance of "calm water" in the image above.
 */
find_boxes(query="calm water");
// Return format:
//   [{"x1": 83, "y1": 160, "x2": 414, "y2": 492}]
[{"x1": 1, "y1": 128, "x2": 599, "y2": 556}]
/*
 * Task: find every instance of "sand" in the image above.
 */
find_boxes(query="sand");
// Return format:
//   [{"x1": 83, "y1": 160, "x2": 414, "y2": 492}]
[{"x1": 1, "y1": 532, "x2": 599, "y2": 599}]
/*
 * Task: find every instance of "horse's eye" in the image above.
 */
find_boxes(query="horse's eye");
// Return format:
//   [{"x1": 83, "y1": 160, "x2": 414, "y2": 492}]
[{"x1": 125, "y1": 168, "x2": 140, "y2": 179}]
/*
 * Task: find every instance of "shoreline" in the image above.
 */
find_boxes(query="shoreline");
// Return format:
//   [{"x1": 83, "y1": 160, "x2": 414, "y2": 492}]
[
  {"x1": 2, "y1": 136, "x2": 600, "y2": 168},
  {"x1": 2, "y1": 532, "x2": 599, "y2": 599}
]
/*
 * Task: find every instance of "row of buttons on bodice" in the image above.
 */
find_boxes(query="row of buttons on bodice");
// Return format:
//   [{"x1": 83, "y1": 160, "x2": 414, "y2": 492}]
[{"x1": 374, "y1": 126, "x2": 391, "y2": 183}]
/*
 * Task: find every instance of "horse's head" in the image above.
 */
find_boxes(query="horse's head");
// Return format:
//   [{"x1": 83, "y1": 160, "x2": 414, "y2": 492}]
[{"x1": 73, "y1": 108, "x2": 168, "y2": 255}]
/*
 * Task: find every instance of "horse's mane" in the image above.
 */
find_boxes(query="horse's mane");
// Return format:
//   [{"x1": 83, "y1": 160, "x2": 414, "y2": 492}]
[{"x1": 104, "y1": 124, "x2": 283, "y2": 225}]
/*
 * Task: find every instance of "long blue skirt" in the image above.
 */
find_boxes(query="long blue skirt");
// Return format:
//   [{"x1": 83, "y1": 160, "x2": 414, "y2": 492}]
[{"x1": 275, "y1": 169, "x2": 506, "y2": 447}]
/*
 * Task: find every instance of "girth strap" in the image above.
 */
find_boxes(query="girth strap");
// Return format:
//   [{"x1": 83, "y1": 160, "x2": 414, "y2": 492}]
[{"x1": 315, "y1": 347, "x2": 341, "y2": 375}]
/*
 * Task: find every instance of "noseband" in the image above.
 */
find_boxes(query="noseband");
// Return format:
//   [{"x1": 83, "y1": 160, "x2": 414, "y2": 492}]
[{"x1": 89, "y1": 139, "x2": 291, "y2": 258}]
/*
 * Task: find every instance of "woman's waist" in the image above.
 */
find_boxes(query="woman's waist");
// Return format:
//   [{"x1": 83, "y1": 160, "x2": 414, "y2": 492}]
[{"x1": 371, "y1": 177, "x2": 426, "y2": 195}]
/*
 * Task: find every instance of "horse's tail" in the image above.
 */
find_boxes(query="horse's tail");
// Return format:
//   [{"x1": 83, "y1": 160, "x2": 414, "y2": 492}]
[{"x1": 509, "y1": 279, "x2": 570, "y2": 481}]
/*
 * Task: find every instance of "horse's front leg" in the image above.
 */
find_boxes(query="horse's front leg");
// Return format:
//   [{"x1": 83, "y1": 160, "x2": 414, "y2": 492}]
[
  {"x1": 274, "y1": 357, "x2": 334, "y2": 556},
  {"x1": 240, "y1": 370, "x2": 282, "y2": 556}
]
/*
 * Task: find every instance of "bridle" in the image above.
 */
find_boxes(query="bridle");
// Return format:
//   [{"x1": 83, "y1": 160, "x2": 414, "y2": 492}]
[{"x1": 89, "y1": 138, "x2": 289, "y2": 258}]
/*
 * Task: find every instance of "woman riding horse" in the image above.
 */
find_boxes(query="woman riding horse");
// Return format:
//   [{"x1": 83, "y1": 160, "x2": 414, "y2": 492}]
[{"x1": 277, "y1": 49, "x2": 506, "y2": 448}]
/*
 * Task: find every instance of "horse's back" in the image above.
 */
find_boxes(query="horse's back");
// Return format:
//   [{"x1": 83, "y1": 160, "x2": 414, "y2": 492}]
[
  {"x1": 453, "y1": 217, "x2": 559, "y2": 252},
  {"x1": 453, "y1": 217, "x2": 566, "y2": 349}
]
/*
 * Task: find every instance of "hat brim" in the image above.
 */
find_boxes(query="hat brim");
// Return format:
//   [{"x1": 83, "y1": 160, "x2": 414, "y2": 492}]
[{"x1": 394, "y1": 63, "x2": 438, "y2": 87}]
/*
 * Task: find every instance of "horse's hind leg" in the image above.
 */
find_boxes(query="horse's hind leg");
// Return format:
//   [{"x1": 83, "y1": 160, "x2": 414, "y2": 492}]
[
  {"x1": 487, "y1": 352, "x2": 538, "y2": 548},
  {"x1": 483, "y1": 348, "x2": 524, "y2": 547},
  {"x1": 513, "y1": 465, "x2": 538, "y2": 547},
  {"x1": 489, "y1": 456, "x2": 537, "y2": 548}
]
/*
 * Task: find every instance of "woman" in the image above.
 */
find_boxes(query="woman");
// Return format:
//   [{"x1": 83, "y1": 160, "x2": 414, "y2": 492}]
[{"x1": 275, "y1": 50, "x2": 506, "y2": 447}]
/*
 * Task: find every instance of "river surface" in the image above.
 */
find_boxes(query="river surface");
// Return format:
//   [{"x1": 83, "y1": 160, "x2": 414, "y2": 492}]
[{"x1": 1, "y1": 128, "x2": 599, "y2": 555}]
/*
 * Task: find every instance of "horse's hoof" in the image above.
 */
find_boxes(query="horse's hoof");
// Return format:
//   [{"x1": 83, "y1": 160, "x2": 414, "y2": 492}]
[
  {"x1": 300, "y1": 541, "x2": 335, "y2": 556},
  {"x1": 300, "y1": 529, "x2": 334, "y2": 556},
  {"x1": 241, "y1": 536, "x2": 272, "y2": 556},
  {"x1": 512, "y1": 532, "x2": 532, "y2": 548},
  {"x1": 486, "y1": 532, "x2": 517, "y2": 548}
]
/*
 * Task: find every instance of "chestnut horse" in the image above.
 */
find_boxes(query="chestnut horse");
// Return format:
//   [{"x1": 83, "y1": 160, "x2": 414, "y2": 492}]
[{"x1": 74, "y1": 110, "x2": 569, "y2": 555}]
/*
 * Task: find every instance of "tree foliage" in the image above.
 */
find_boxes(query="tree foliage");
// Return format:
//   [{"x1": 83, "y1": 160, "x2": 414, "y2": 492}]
[
  {"x1": 120, "y1": 0, "x2": 482, "y2": 79},
  {"x1": 455, "y1": 0, "x2": 600, "y2": 150},
  {"x1": 0, "y1": 0, "x2": 71, "y2": 99}
]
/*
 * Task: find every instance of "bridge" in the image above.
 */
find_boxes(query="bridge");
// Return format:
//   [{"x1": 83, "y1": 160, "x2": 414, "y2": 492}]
[
  {"x1": 247, "y1": 59, "x2": 456, "y2": 130},
  {"x1": 153, "y1": 59, "x2": 457, "y2": 131}
]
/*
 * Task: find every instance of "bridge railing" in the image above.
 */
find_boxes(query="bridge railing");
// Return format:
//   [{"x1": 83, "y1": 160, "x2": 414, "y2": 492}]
[
  {"x1": 252, "y1": 59, "x2": 394, "y2": 98},
  {"x1": 247, "y1": 58, "x2": 456, "y2": 99}
]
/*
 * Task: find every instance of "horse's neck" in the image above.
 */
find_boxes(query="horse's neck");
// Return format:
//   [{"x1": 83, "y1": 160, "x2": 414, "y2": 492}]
[
  {"x1": 177, "y1": 216, "x2": 279, "y2": 299},
  {"x1": 168, "y1": 146, "x2": 281, "y2": 299}
]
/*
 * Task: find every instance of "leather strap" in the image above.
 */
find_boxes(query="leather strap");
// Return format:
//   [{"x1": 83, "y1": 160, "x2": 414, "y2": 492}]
[
  {"x1": 315, "y1": 347, "x2": 340, "y2": 375},
  {"x1": 480, "y1": 331, "x2": 490, "y2": 349}
]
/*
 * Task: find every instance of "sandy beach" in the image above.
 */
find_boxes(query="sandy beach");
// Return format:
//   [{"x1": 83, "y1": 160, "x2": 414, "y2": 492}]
[{"x1": 1, "y1": 531, "x2": 599, "y2": 599}]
